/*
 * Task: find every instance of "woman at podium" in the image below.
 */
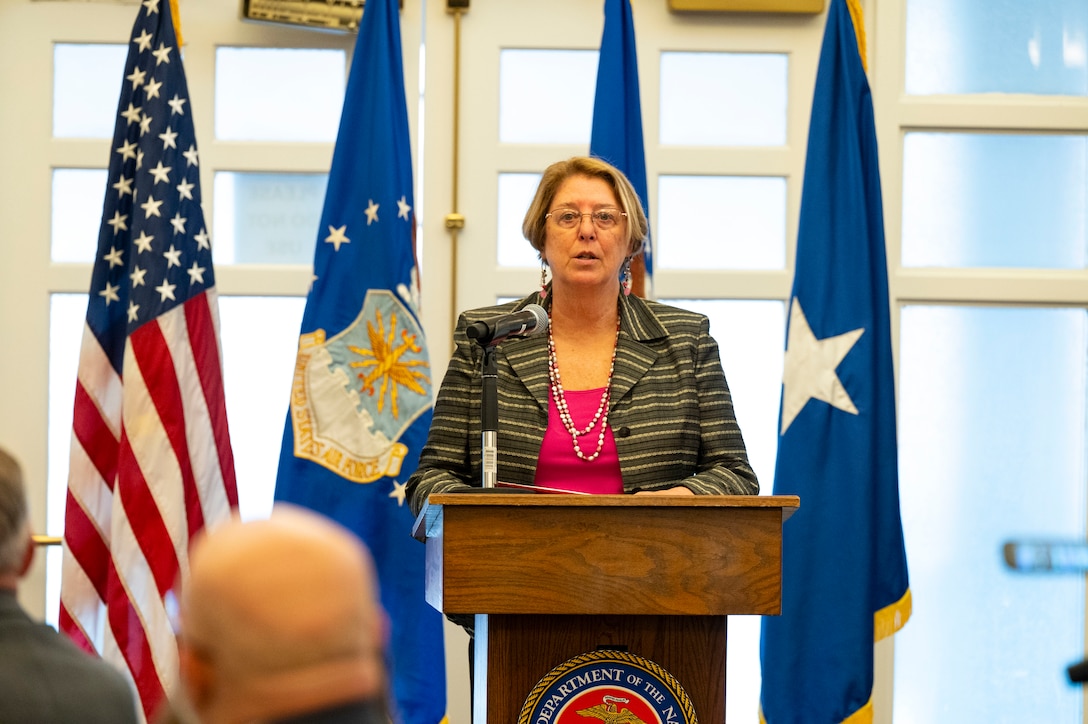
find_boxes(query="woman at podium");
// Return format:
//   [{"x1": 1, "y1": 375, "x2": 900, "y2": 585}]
[{"x1": 406, "y1": 156, "x2": 758, "y2": 518}]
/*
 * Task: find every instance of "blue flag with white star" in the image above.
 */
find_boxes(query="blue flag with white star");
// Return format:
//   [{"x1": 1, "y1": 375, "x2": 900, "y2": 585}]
[
  {"x1": 759, "y1": 1, "x2": 910, "y2": 722},
  {"x1": 273, "y1": 0, "x2": 446, "y2": 721},
  {"x1": 590, "y1": 0, "x2": 653, "y2": 297}
]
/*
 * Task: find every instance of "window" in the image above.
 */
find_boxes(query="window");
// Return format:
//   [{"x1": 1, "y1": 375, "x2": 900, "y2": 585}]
[
  {"x1": 905, "y1": 0, "x2": 1088, "y2": 96},
  {"x1": 53, "y1": 43, "x2": 127, "y2": 138},
  {"x1": 499, "y1": 49, "x2": 597, "y2": 144},
  {"x1": 893, "y1": 2, "x2": 1088, "y2": 720},
  {"x1": 214, "y1": 47, "x2": 345, "y2": 142},
  {"x1": 896, "y1": 305, "x2": 1087, "y2": 721},
  {"x1": 902, "y1": 132, "x2": 1088, "y2": 269},
  {"x1": 657, "y1": 175, "x2": 786, "y2": 270},
  {"x1": 213, "y1": 172, "x2": 328, "y2": 265},
  {"x1": 660, "y1": 52, "x2": 788, "y2": 146}
]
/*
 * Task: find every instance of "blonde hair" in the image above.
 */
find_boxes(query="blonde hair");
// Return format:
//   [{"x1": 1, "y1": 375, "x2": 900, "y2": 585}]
[{"x1": 522, "y1": 156, "x2": 648, "y2": 258}]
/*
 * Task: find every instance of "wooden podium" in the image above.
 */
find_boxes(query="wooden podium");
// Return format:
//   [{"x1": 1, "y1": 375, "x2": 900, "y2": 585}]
[{"x1": 412, "y1": 493, "x2": 798, "y2": 723}]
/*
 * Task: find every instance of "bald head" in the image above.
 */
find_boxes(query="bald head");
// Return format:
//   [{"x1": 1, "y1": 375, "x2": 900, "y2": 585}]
[{"x1": 177, "y1": 506, "x2": 386, "y2": 723}]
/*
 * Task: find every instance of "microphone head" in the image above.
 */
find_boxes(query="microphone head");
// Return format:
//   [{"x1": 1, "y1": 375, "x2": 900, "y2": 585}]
[
  {"x1": 523, "y1": 303, "x2": 549, "y2": 336},
  {"x1": 465, "y1": 321, "x2": 489, "y2": 340}
]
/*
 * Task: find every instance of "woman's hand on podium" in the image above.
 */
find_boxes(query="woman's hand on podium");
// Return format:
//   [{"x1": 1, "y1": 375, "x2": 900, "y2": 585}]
[{"x1": 633, "y1": 486, "x2": 695, "y2": 496}]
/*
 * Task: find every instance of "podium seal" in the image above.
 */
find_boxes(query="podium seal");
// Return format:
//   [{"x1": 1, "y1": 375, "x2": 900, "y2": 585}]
[{"x1": 518, "y1": 649, "x2": 697, "y2": 724}]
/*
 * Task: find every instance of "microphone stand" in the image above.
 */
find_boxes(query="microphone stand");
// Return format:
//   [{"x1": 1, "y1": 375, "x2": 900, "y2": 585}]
[
  {"x1": 468, "y1": 338, "x2": 516, "y2": 493},
  {"x1": 466, "y1": 307, "x2": 548, "y2": 492},
  {"x1": 480, "y1": 344, "x2": 498, "y2": 489}
]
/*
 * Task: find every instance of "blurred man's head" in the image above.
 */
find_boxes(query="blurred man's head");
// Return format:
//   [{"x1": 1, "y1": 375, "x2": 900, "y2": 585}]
[
  {"x1": 176, "y1": 505, "x2": 387, "y2": 724},
  {"x1": 0, "y1": 447, "x2": 33, "y2": 590}
]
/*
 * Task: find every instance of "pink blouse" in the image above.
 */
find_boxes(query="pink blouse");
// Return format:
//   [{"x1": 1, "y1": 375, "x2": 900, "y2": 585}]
[{"x1": 533, "y1": 387, "x2": 623, "y2": 494}]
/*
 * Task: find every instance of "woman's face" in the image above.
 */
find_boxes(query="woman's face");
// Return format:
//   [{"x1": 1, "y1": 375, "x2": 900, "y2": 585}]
[{"x1": 541, "y1": 174, "x2": 629, "y2": 295}]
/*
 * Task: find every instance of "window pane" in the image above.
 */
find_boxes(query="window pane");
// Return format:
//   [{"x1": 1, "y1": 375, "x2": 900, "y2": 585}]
[
  {"x1": 215, "y1": 47, "x2": 345, "y2": 142},
  {"x1": 217, "y1": 296, "x2": 306, "y2": 522},
  {"x1": 46, "y1": 294, "x2": 305, "y2": 625},
  {"x1": 497, "y1": 172, "x2": 541, "y2": 268},
  {"x1": 52, "y1": 169, "x2": 107, "y2": 263},
  {"x1": 499, "y1": 50, "x2": 596, "y2": 144},
  {"x1": 213, "y1": 172, "x2": 327, "y2": 264},
  {"x1": 663, "y1": 298, "x2": 785, "y2": 724},
  {"x1": 660, "y1": 52, "x2": 787, "y2": 146},
  {"x1": 895, "y1": 305, "x2": 1088, "y2": 722},
  {"x1": 46, "y1": 294, "x2": 93, "y2": 628},
  {"x1": 53, "y1": 44, "x2": 127, "y2": 138},
  {"x1": 906, "y1": 0, "x2": 1088, "y2": 96},
  {"x1": 664, "y1": 299, "x2": 784, "y2": 488},
  {"x1": 47, "y1": 295, "x2": 87, "y2": 539},
  {"x1": 658, "y1": 176, "x2": 786, "y2": 270},
  {"x1": 902, "y1": 133, "x2": 1088, "y2": 269}
]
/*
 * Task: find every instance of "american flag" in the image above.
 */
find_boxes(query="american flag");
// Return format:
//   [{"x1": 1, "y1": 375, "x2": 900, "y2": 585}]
[{"x1": 59, "y1": 1, "x2": 238, "y2": 720}]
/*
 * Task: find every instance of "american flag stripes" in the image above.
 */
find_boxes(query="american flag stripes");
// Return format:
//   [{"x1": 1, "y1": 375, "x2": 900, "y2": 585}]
[{"x1": 60, "y1": 1, "x2": 238, "y2": 720}]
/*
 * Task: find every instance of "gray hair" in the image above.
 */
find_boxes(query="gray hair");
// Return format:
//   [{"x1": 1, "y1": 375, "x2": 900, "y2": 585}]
[{"x1": 0, "y1": 447, "x2": 29, "y2": 575}]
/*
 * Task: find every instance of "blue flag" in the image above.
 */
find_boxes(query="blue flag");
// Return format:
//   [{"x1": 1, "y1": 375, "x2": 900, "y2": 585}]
[
  {"x1": 273, "y1": 0, "x2": 446, "y2": 721},
  {"x1": 590, "y1": 0, "x2": 653, "y2": 297},
  {"x1": 759, "y1": 1, "x2": 910, "y2": 722}
]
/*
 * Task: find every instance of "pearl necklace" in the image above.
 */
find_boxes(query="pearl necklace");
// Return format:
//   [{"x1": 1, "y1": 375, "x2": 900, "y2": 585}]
[{"x1": 546, "y1": 315, "x2": 621, "y2": 462}]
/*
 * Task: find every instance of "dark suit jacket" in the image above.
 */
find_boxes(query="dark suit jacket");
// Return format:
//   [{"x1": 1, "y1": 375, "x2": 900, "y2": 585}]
[
  {"x1": 0, "y1": 590, "x2": 138, "y2": 724},
  {"x1": 407, "y1": 291, "x2": 758, "y2": 516},
  {"x1": 274, "y1": 699, "x2": 390, "y2": 723}
]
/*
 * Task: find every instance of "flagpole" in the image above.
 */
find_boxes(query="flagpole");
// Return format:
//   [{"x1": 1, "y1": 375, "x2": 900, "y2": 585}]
[{"x1": 445, "y1": 1, "x2": 469, "y2": 349}]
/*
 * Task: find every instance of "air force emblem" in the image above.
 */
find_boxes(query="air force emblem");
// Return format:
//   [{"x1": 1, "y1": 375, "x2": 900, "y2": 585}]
[{"x1": 289, "y1": 289, "x2": 431, "y2": 483}]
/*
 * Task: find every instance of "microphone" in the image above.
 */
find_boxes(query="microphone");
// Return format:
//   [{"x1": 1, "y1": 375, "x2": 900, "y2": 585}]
[{"x1": 466, "y1": 304, "x2": 548, "y2": 347}]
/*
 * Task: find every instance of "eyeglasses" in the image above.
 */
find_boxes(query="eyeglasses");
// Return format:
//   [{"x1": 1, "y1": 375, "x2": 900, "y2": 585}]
[{"x1": 545, "y1": 207, "x2": 627, "y2": 230}]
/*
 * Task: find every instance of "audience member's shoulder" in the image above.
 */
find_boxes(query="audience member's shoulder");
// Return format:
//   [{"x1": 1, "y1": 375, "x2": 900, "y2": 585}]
[
  {"x1": 0, "y1": 615, "x2": 138, "y2": 723},
  {"x1": 58, "y1": 650, "x2": 139, "y2": 724}
]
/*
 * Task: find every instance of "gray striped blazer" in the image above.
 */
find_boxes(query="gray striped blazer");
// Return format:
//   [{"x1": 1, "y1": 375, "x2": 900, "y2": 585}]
[{"x1": 406, "y1": 291, "x2": 759, "y2": 516}]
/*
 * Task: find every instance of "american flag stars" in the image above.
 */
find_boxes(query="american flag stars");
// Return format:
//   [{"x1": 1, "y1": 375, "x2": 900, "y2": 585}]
[{"x1": 89, "y1": 0, "x2": 213, "y2": 336}]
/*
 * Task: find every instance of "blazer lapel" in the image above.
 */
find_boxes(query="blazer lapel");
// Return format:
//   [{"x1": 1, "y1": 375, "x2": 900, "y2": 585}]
[
  {"x1": 503, "y1": 331, "x2": 551, "y2": 414},
  {"x1": 609, "y1": 295, "x2": 665, "y2": 408}
]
